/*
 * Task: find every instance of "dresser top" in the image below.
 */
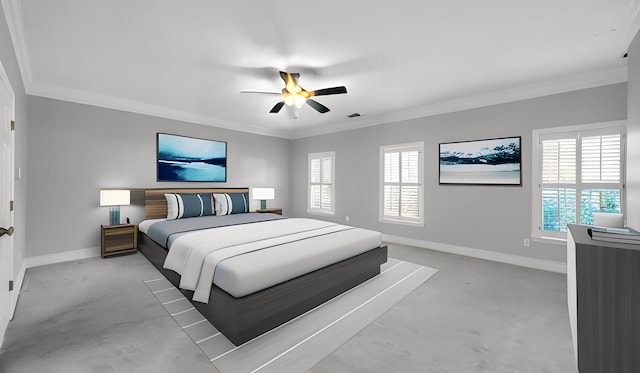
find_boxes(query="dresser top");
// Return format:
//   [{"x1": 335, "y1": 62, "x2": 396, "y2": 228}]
[{"x1": 568, "y1": 224, "x2": 640, "y2": 252}]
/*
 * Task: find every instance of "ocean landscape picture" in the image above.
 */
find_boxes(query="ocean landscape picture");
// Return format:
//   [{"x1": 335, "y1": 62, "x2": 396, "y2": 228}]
[
  {"x1": 157, "y1": 133, "x2": 227, "y2": 182},
  {"x1": 439, "y1": 136, "x2": 521, "y2": 185}
]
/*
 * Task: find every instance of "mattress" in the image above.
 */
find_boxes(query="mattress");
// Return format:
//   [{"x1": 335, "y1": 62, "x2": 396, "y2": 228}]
[{"x1": 141, "y1": 215, "x2": 382, "y2": 301}]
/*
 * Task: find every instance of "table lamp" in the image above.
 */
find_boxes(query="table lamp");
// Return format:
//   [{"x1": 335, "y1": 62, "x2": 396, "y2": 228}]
[
  {"x1": 252, "y1": 187, "x2": 274, "y2": 209},
  {"x1": 100, "y1": 189, "x2": 130, "y2": 225}
]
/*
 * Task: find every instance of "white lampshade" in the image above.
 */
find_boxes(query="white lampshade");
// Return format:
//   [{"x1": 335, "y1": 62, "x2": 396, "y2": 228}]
[
  {"x1": 100, "y1": 190, "x2": 130, "y2": 206},
  {"x1": 252, "y1": 187, "x2": 275, "y2": 200}
]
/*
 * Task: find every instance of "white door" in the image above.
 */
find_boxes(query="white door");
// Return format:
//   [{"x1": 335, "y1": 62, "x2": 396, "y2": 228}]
[{"x1": 0, "y1": 61, "x2": 15, "y2": 347}]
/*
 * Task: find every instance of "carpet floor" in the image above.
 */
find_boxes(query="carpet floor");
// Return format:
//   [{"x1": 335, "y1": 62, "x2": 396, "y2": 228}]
[
  {"x1": 145, "y1": 258, "x2": 438, "y2": 373},
  {"x1": 1, "y1": 245, "x2": 577, "y2": 372}
]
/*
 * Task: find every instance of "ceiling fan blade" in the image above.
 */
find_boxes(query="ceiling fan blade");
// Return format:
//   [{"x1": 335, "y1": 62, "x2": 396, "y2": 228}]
[
  {"x1": 306, "y1": 99, "x2": 330, "y2": 113},
  {"x1": 270, "y1": 102, "x2": 285, "y2": 113},
  {"x1": 312, "y1": 86, "x2": 348, "y2": 96},
  {"x1": 240, "y1": 90, "x2": 281, "y2": 95},
  {"x1": 279, "y1": 71, "x2": 300, "y2": 82}
]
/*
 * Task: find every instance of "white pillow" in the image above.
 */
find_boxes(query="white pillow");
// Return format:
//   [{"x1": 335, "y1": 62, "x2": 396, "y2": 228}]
[
  {"x1": 212, "y1": 193, "x2": 231, "y2": 215},
  {"x1": 164, "y1": 193, "x2": 182, "y2": 220}
]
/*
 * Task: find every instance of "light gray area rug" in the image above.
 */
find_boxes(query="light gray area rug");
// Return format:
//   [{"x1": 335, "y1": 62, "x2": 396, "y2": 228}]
[{"x1": 144, "y1": 258, "x2": 438, "y2": 373}]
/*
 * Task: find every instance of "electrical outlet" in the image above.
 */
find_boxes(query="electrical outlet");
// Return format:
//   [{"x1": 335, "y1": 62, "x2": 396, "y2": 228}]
[{"x1": 523, "y1": 238, "x2": 530, "y2": 247}]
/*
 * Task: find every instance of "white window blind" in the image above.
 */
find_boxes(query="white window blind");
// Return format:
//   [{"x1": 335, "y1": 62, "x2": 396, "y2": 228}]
[
  {"x1": 308, "y1": 151, "x2": 335, "y2": 215},
  {"x1": 380, "y1": 142, "x2": 424, "y2": 226},
  {"x1": 533, "y1": 123, "x2": 625, "y2": 240}
]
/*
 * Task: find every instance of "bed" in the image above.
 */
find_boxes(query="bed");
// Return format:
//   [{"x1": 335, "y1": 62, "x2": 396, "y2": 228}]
[{"x1": 132, "y1": 188, "x2": 388, "y2": 345}]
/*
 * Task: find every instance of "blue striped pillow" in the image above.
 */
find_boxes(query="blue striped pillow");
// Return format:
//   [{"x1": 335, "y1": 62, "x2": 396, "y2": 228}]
[
  {"x1": 164, "y1": 193, "x2": 215, "y2": 219},
  {"x1": 213, "y1": 192, "x2": 249, "y2": 215}
]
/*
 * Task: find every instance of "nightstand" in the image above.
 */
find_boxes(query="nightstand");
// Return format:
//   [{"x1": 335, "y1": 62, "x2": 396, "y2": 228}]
[
  {"x1": 256, "y1": 208, "x2": 283, "y2": 215},
  {"x1": 101, "y1": 224, "x2": 138, "y2": 258}
]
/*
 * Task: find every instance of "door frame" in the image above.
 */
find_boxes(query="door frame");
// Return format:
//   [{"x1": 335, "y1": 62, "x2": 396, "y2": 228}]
[{"x1": 0, "y1": 59, "x2": 16, "y2": 346}]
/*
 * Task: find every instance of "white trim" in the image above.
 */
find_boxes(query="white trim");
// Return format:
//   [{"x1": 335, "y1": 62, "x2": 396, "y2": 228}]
[
  {"x1": 1, "y1": 0, "x2": 32, "y2": 89},
  {"x1": 290, "y1": 65, "x2": 628, "y2": 139},
  {"x1": 2, "y1": 0, "x2": 635, "y2": 143},
  {"x1": 532, "y1": 119, "x2": 627, "y2": 136},
  {"x1": 0, "y1": 58, "x2": 16, "y2": 346},
  {"x1": 9, "y1": 259, "x2": 25, "y2": 319},
  {"x1": 621, "y1": 0, "x2": 640, "y2": 47},
  {"x1": 307, "y1": 151, "x2": 336, "y2": 216},
  {"x1": 531, "y1": 120, "x2": 627, "y2": 241},
  {"x1": 24, "y1": 64, "x2": 631, "y2": 141},
  {"x1": 383, "y1": 234, "x2": 567, "y2": 274},
  {"x1": 379, "y1": 142, "x2": 424, "y2": 227},
  {"x1": 0, "y1": 61, "x2": 15, "y2": 106},
  {"x1": 28, "y1": 82, "x2": 291, "y2": 139},
  {"x1": 377, "y1": 217, "x2": 424, "y2": 227},
  {"x1": 307, "y1": 210, "x2": 336, "y2": 217},
  {"x1": 25, "y1": 247, "x2": 101, "y2": 269}
]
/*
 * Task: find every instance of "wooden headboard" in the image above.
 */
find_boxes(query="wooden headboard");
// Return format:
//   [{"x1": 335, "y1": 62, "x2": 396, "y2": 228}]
[{"x1": 131, "y1": 188, "x2": 249, "y2": 220}]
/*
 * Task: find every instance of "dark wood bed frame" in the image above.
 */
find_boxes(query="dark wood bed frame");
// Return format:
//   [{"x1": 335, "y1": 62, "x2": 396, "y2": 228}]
[{"x1": 131, "y1": 188, "x2": 388, "y2": 346}]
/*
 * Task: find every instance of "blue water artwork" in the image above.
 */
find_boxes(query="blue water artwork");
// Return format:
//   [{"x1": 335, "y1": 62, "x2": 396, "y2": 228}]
[
  {"x1": 439, "y1": 136, "x2": 521, "y2": 185},
  {"x1": 157, "y1": 133, "x2": 227, "y2": 182}
]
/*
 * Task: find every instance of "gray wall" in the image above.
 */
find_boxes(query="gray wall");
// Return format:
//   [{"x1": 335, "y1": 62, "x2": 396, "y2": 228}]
[
  {"x1": 26, "y1": 96, "x2": 291, "y2": 257},
  {"x1": 12, "y1": 21, "x2": 637, "y2": 265},
  {"x1": 290, "y1": 83, "x2": 628, "y2": 263},
  {"x1": 627, "y1": 30, "x2": 640, "y2": 229},
  {"x1": 1, "y1": 6, "x2": 28, "y2": 283}
]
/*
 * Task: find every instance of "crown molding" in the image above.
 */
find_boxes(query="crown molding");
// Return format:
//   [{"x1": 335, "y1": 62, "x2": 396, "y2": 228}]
[
  {"x1": 1, "y1": 0, "x2": 32, "y2": 90},
  {"x1": 289, "y1": 64, "x2": 628, "y2": 139},
  {"x1": 622, "y1": 0, "x2": 640, "y2": 47},
  {"x1": 28, "y1": 81, "x2": 291, "y2": 138},
  {"x1": 20, "y1": 63, "x2": 631, "y2": 141},
  {"x1": 5, "y1": 0, "x2": 635, "y2": 141}
]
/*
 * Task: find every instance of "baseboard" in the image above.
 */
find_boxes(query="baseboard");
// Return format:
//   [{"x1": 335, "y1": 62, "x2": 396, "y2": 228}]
[
  {"x1": 25, "y1": 246, "x2": 101, "y2": 269},
  {"x1": 9, "y1": 259, "x2": 26, "y2": 319},
  {"x1": 383, "y1": 234, "x2": 567, "y2": 274}
]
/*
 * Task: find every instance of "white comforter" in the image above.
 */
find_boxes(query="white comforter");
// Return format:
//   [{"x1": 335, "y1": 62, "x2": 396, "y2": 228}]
[{"x1": 163, "y1": 218, "x2": 380, "y2": 303}]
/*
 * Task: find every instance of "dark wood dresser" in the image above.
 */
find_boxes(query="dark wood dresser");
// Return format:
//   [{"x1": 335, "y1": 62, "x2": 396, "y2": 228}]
[{"x1": 567, "y1": 224, "x2": 640, "y2": 373}]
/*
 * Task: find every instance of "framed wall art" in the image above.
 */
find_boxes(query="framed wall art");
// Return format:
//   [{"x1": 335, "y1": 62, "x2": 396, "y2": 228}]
[
  {"x1": 157, "y1": 133, "x2": 227, "y2": 182},
  {"x1": 439, "y1": 136, "x2": 521, "y2": 185}
]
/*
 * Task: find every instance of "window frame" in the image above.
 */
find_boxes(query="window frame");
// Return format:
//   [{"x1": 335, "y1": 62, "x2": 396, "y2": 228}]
[
  {"x1": 531, "y1": 120, "x2": 626, "y2": 243},
  {"x1": 379, "y1": 142, "x2": 425, "y2": 227},
  {"x1": 307, "y1": 151, "x2": 336, "y2": 216}
]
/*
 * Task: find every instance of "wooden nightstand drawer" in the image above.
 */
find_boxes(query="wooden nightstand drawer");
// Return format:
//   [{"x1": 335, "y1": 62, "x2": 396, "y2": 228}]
[
  {"x1": 101, "y1": 224, "x2": 137, "y2": 257},
  {"x1": 256, "y1": 208, "x2": 282, "y2": 215}
]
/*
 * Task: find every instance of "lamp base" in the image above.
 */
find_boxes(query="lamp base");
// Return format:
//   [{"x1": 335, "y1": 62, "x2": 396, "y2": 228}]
[
  {"x1": 260, "y1": 200, "x2": 267, "y2": 209},
  {"x1": 109, "y1": 206, "x2": 120, "y2": 225}
]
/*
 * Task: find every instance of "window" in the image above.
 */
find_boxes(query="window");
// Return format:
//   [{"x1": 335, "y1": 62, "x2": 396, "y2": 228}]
[
  {"x1": 379, "y1": 142, "x2": 424, "y2": 226},
  {"x1": 308, "y1": 151, "x2": 335, "y2": 215},
  {"x1": 532, "y1": 122, "x2": 625, "y2": 240}
]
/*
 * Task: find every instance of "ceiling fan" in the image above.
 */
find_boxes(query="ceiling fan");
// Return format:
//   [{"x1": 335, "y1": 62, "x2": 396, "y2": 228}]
[{"x1": 241, "y1": 71, "x2": 347, "y2": 119}]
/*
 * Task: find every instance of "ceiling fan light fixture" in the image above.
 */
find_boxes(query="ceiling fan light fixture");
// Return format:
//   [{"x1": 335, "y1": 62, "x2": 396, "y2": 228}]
[
  {"x1": 294, "y1": 95, "x2": 306, "y2": 108},
  {"x1": 284, "y1": 94, "x2": 295, "y2": 106},
  {"x1": 283, "y1": 92, "x2": 307, "y2": 108},
  {"x1": 242, "y1": 70, "x2": 346, "y2": 117}
]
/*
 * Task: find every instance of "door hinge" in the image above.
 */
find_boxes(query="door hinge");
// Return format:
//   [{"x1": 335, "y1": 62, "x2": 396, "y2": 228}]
[
  {"x1": 11, "y1": 120, "x2": 15, "y2": 131},
  {"x1": 10, "y1": 200, "x2": 14, "y2": 211},
  {"x1": 9, "y1": 280, "x2": 13, "y2": 291}
]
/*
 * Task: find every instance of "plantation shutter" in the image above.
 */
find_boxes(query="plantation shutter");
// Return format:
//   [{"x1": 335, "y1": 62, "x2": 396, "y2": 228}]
[
  {"x1": 381, "y1": 143, "x2": 423, "y2": 225},
  {"x1": 581, "y1": 134, "x2": 621, "y2": 183},
  {"x1": 538, "y1": 128, "x2": 623, "y2": 236},
  {"x1": 308, "y1": 152, "x2": 335, "y2": 214}
]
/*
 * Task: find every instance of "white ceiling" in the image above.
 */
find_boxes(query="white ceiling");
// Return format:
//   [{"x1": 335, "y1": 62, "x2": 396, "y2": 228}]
[{"x1": 4, "y1": 0, "x2": 640, "y2": 138}]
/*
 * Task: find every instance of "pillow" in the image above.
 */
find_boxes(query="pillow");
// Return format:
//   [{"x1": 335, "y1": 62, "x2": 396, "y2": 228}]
[
  {"x1": 164, "y1": 193, "x2": 215, "y2": 219},
  {"x1": 213, "y1": 192, "x2": 249, "y2": 215}
]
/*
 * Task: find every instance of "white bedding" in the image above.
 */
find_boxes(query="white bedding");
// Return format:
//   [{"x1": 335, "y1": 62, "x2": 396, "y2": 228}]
[
  {"x1": 156, "y1": 218, "x2": 382, "y2": 302},
  {"x1": 138, "y1": 218, "x2": 166, "y2": 234}
]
